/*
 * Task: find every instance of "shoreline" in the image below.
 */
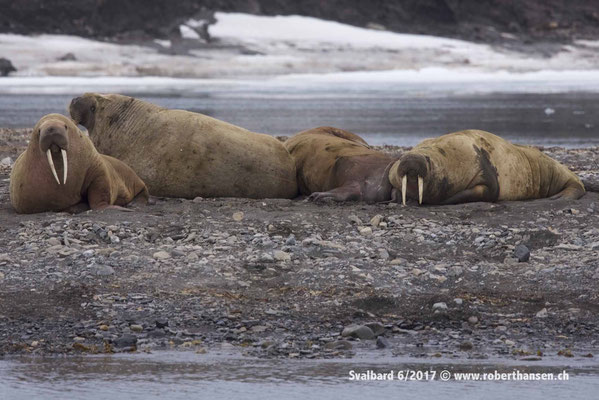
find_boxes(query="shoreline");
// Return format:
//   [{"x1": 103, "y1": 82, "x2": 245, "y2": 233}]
[{"x1": 1, "y1": 127, "x2": 599, "y2": 359}]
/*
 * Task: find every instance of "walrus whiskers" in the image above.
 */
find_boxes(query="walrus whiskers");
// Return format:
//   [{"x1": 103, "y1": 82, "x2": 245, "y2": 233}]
[
  {"x1": 46, "y1": 149, "x2": 60, "y2": 185},
  {"x1": 401, "y1": 175, "x2": 407, "y2": 206},
  {"x1": 61, "y1": 149, "x2": 68, "y2": 185},
  {"x1": 418, "y1": 176, "x2": 423, "y2": 205}
]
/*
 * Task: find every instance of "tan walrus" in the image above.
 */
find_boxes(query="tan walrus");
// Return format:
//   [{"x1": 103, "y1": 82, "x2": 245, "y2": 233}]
[
  {"x1": 388, "y1": 129, "x2": 585, "y2": 205},
  {"x1": 284, "y1": 126, "x2": 399, "y2": 202},
  {"x1": 10, "y1": 114, "x2": 148, "y2": 214},
  {"x1": 69, "y1": 93, "x2": 298, "y2": 199}
]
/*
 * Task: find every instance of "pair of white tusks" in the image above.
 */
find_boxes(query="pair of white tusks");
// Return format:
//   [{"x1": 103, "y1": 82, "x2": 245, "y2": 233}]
[
  {"x1": 401, "y1": 175, "x2": 423, "y2": 206},
  {"x1": 46, "y1": 149, "x2": 68, "y2": 185}
]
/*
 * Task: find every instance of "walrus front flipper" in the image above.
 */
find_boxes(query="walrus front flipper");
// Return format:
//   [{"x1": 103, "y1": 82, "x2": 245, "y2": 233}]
[
  {"x1": 441, "y1": 184, "x2": 496, "y2": 205},
  {"x1": 307, "y1": 183, "x2": 362, "y2": 202}
]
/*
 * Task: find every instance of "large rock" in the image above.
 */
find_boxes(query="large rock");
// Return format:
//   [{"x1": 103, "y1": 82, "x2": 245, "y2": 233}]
[
  {"x1": 0, "y1": 58, "x2": 16, "y2": 76},
  {"x1": 341, "y1": 325, "x2": 375, "y2": 340}
]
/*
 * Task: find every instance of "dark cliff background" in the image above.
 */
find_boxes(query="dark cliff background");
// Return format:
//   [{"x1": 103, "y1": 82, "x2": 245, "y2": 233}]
[{"x1": 1, "y1": 0, "x2": 599, "y2": 43}]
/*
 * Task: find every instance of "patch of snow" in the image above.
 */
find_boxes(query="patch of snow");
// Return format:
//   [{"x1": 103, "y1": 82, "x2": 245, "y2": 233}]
[
  {"x1": 154, "y1": 39, "x2": 172, "y2": 48},
  {"x1": 179, "y1": 25, "x2": 200, "y2": 40}
]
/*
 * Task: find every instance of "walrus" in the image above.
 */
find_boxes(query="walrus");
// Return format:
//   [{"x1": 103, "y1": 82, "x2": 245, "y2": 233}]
[
  {"x1": 69, "y1": 93, "x2": 298, "y2": 199},
  {"x1": 388, "y1": 129, "x2": 585, "y2": 205},
  {"x1": 284, "y1": 126, "x2": 400, "y2": 202},
  {"x1": 10, "y1": 114, "x2": 149, "y2": 214}
]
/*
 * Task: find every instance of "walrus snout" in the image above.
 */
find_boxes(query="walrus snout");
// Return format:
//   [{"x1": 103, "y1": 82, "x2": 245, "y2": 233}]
[
  {"x1": 390, "y1": 154, "x2": 428, "y2": 206},
  {"x1": 39, "y1": 122, "x2": 69, "y2": 186}
]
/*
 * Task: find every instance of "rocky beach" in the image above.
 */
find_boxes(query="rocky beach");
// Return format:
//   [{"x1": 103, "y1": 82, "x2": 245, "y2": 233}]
[{"x1": 1, "y1": 127, "x2": 598, "y2": 361}]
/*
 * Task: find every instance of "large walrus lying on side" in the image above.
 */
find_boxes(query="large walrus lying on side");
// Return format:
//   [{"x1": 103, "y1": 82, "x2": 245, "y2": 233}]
[
  {"x1": 284, "y1": 126, "x2": 400, "y2": 202},
  {"x1": 10, "y1": 114, "x2": 148, "y2": 213},
  {"x1": 69, "y1": 93, "x2": 298, "y2": 199},
  {"x1": 389, "y1": 129, "x2": 585, "y2": 205}
]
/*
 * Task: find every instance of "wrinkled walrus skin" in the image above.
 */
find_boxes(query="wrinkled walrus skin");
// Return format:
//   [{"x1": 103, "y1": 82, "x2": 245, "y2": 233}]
[
  {"x1": 388, "y1": 129, "x2": 585, "y2": 205},
  {"x1": 10, "y1": 114, "x2": 149, "y2": 214},
  {"x1": 69, "y1": 93, "x2": 298, "y2": 199},
  {"x1": 284, "y1": 126, "x2": 399, "y2": 202}
]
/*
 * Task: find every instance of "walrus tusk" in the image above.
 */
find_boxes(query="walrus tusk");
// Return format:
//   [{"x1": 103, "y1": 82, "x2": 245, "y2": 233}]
[
  {"x1": 46, "y1": 149, "x2": 60, "y2": 185},
  {"x1": 61, "y1": 149, "x2": 68, "y2": 185},
  {"x1": 418, "y1": 175, "x2": 423, "y2": 205},
  {"x1": 401, "y1": 175, "x2": 407, "y2": 206}
]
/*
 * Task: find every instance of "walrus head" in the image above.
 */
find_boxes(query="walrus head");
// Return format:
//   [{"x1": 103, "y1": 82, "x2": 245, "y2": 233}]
[
  {"x1": 35, "y1": 114, "x2": 73, "y2": 185},
  {"x1": 69, "y1": 93, "x2": 99, "y2": 132},
  {"x1": 389, "y1": 154, "x2": 428, "y2": 205}
]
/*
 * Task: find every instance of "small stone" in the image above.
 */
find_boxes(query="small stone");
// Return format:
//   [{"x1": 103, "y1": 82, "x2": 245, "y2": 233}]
[
  {"x1": 359, "y1": 227, "x2": 373, "y2": 236},
  {"x1": 448, "y1": 266, "x2": 463, "y2": 277},
  {"x1": 273, "y1": 250, "x2": 291, "y2": 262},
  {"x1": 514, "y1": 244, "x2": 530, "y2": 262},
  {"x1": 454, "y1": 298, "x2": 463, "y2": 305},
  {"x1": 232, "y1": 212, "x2": 244, "y2": 222},
  {"x1": 505, "y1": 339, "x2": 515, "y2": 346},
  {"x1": 0, "y1": 156, "x2": 12, "y2": 166},
  {"x1": 459, "y1": 341, "x2": 473, "y2": 350},
  {"x1": 82, "y1": 249, "x2": 95, "y2": 258},
  {"x1": 57, "y1": 52, "x2": 76, "y2": 61},
  {"x1": 73, "y1": 336, "x2": 85, "y2": 343},
  {"x1": 130, "y1": 324, "x2": 143, "y2": 332},
  {"x1": 432, "y1": 302, "x2": 448, "y2": 312},
  {"x1": 0, "y1": 272, "x2": 4, "y2": 280},
  {"x1": 390, "y1": 258, "x2": 406, "y2": 265},
  {"x1": 0, "y1": 58, "x2": 16, "y2": 76},
  {"x1": 370, "y1": 215, "x2": 383, "y2": 227},
  {"x1": 285, "y1": 235, "x2": 296, "y2": 246},
  {"x1": 342, "y1": 325, "x2": 375, "y2": 340},
  {"x1": 536, "y1": 308, "x2": 548, "y2": 318},
  {"x1": 47, "y1": 237, "x2": 61, "y2": 246},
  {"x1": 376, "y1": 336, "x2": 390, "y2": 349},
  {"x1": 99, "y1": 325, "x2": 109, "y2": 331},
  {"x1": 94, "y1": 265, "x2": 114, "y2": 276},
  {"x1": 468, "y1": 316, "x2": 479, "y2": 325},
  {"x1": 192, "y1": 197, "x2": 203, "y2": 203},
  {"x1": 153, "y1": 250, "x2": 170, "y2": 260}
]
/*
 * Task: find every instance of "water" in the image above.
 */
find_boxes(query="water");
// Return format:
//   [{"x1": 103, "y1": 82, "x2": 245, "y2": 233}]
[
  {"x1": 1, "y1": 351, "x2": 599, "y2": 399},
  {"x1": 1, "y1": 90, "x2": 598, "y2": 148}
]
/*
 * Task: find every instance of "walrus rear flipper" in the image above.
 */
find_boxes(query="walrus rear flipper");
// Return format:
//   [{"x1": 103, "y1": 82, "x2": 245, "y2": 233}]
[
  {"x1": 441, "y1": 184, "x2": 496, "y2": 205},
  {"x1": 549, "y1": 182, "x2": 586, "y2": 200}
]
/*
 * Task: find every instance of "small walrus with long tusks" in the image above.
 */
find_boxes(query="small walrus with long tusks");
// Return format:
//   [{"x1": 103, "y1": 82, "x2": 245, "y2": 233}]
[
  {"x1": 69, "y1": 93, "x2": 298, "y2": 199},
  {"x1": 389, "y1": 129, "x2": 585, "y2": 205},
  {"x1": 284, "y1": 126, "x2": 400, "y2": 202},
  {"x1": 10, "y1": 114, "x2": 149, "y2": 213}
]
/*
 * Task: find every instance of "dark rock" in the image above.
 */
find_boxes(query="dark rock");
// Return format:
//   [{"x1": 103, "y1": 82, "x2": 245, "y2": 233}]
[
  {"x1": 376, "y1": 336, "x2": 390, "y2": 349},
  {"x1": 113, "y1": 334, "x2": 137, "y2": 348},
  {"x1": 155, "y1": 319, "x2": 169, "y2": 328},
  {"x1": 459, "y1": 341, "x2": 474, "y2": 350},
  {"x1": 514, "y1": 244, "x2": 530, "y2": 262},
  {"x1": 57, "y1": 52, "x2": 77, "y2": 61},
  {"x1": 0, "y1": 58, "x2": 16, "y2": 76}
]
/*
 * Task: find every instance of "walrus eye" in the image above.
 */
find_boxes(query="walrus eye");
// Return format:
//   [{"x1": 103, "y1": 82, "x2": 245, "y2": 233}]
[
  {"x1": 91, "y1": 106, "x2": 96, "y2": 112},
  {"x1": 64, "y1": 124, "x2": 67, "y2": 130}
]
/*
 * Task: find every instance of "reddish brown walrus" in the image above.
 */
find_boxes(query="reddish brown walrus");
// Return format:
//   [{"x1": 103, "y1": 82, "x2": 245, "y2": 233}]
[
  {"x1": 69, "y1": 93, "x2": 298, "y2": 199},
  {"x1": 10, "y1": 114, "x2": 148, "y2": 214},
  {"x1": 389, "y1": 129, "x2": 585, "y2": 205},
  {"x1": 284, "y1": 126, "x2": 400, "y2": 202}
]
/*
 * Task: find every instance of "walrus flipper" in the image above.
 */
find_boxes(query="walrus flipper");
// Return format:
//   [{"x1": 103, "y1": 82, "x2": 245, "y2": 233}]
[
  {"x1": 549, "y1": 182, "x2": 586, "y2": 200},
  {"x1": 441, "y1": 184, "x2": 496, "y2": 205},
  {"x1": 307, "y1": 183, "x2": 362, "y2": 202}
]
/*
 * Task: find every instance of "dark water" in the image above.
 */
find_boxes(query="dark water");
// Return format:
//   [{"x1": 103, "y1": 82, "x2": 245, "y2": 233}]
[
  {"x1": 1, "y1": 91, "x2": 598, "y2": 147},
  {"x1": 2, "y1": 352, "x2": 599, "y2": 400}
]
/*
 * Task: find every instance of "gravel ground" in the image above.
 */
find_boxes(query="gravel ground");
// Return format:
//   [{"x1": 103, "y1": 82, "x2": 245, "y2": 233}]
[{"x1": 1, "y1": 128, "x2": 599, "y2": 361}]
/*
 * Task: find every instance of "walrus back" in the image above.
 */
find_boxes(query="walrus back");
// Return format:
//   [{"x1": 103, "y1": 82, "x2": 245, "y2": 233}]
[{"x1": 93, "y1": 96, "x2": 297, "y2": 199}]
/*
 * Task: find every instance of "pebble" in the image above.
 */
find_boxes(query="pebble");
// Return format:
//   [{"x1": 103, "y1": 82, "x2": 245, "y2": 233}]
[
  {"x1": 376, "y1": 336, "x2": 390, "y2": 349},
  {"x1": 432, "y1": 302, "x2": 448, "y2": 312},
  {"x1": 232, "y1": 212, "x2": 244, "y2": 222},
  {"x1": 468, "y1": 316, "x2": 479, "y2": 325},
  {"x1": 359, "y1": 227, "x2": 373, "y2": 236},
  {"x1": 130, "y1": 324, "x2": 143, "y2": 332},
  {"x1": 273, "y1": 250, "x2": 291, "y2": 262},
  {"x1": 536, "y1": 308, "x2": 548, "y2": 318},
  {"x1": 342, "y1": 325, "x2": 375, "y2": 340},
  {"x1": 459, "y1": 341, "x2": 473, "y2": 350},
  {"x1": 113, "y1": 335, "x2": 137, "y2": 348},
  {"x1": 454, "y1": 298, "x2": 463, "y2": 305},
  {"x1": 153, "y1": 251, "x2": 170, "y2": 260},
  {"x1": 514, "y1": 244, "x2": 530, "y2": 262},
  {"x1": 370, "y1": 215, "x2": 383, "y2": 227},
  {"x1": 365, "y1": 322, "x2": 385, "y2": 336},
  {"x1": 0, "y1": 156, "x2": 12, "y2": 166},
  {"x1": 94, "y1": 265, "x2": 115, "y2": 276}
]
